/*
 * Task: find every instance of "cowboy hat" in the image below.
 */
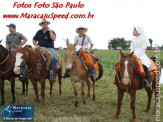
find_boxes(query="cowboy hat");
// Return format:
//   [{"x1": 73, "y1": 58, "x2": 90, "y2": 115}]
[
  {"x1": 76, "y1": 25, "x2": 88, "y2": 34},
  {"x1": 39, "y1": 19, "x2": 50, "y2": 26}
]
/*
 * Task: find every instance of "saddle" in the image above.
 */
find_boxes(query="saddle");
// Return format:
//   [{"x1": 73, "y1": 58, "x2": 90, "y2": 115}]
[
  {"x1": 115, "y1": 55, "x2": 157, "y2": 76},
  {"x1": 78, "y1": 50, "x2": 98, "y2": 73},
  {"x1": 35, "y1": 47, "x2": 61, "y2": 71}
]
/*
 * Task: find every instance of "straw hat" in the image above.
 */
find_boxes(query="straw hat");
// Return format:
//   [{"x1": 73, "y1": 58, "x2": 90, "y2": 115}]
[
  {"x1": 39, "y1": 19, "x2": 50, "y2": 26},
  {"x1": 76, "y1": 25, "x2": 88, "y2": 34}
]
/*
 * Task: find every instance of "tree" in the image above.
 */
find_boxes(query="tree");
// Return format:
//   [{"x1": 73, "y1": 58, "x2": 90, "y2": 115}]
[
  {"x1": 149, "y1": 38, "x2": 153, "y2": 47},
  {"x1": 108, "y1": 38, "x2": 130, "y2": 50}
]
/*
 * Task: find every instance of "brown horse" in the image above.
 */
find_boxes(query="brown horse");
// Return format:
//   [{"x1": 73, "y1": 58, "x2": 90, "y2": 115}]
[
  {"x1": 113, "y1": 50, "x2": 161, "y2": 122},
  {"x1": 13, "y1": 46, "x2": 62, "y2": 109},
  {"x1": 65, "y1": 40, "x2": 103, "y2": 106},
  {"x1": 0, "y1": 44, "x2": 28, "y2": 105}
]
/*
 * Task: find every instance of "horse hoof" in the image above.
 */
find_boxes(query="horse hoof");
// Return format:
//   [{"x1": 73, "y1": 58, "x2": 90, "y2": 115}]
[
  {"x1": 93, "y1": 95, "x2": 95, "y2": 100},
  {"x1": 130, "y1": 119, "x2": 136, "y2": 122},
  {"x1": 143, "y1": 109, "x2": 149, "y2": 112},
  {"x1": 113, "y1": 115, "x2": 119, "y2": 119},
  {"x1": 42, "y1": 106, "x2": 46, "y2": 110},
  {"x1": 59, "y1": 92, "x2": 62, "y2": 96},
  {"x1": 35, "y1": 99, "x2": 40, "y2": 103},
  {"x1": 153, "y1": 111, "x2": 156, "y2": 115},
  {"x1": 74, "y1": 101, "x2": 78, "y2": 107},
  {"x1": 83, "y1": 101, "x2": 86, "y2": 105}
]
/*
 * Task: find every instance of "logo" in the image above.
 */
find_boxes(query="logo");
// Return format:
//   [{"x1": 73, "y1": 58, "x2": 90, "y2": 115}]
[{"x1": 2, "y1": 105, "x2": 33, "y2": 121}]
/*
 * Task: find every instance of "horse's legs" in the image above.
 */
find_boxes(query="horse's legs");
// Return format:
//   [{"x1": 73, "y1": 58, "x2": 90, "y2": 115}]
[
  {"x1": 31, "y1": 81, "x2": 39, "y2": 103},
  {"x1": 58, "y1": 68, "x2": 62, "y2": 96},
  {"x1": 144, "y1": 87, "x2": 152, "y2": 112},
  {"x1": 0, "y1": 79, "x2": 5, "y2": 105},
  {"x1": 81, "y1": 80, "x2": 85, "y2": 104},
  {"x1": 49, "y1": 79, "x2": 53, "y2": 96},
  {"x1": 92, "y1": 81, "x2": 96, "y2": 100},
  {"x1": 10, "y1": 78, "x2": 15, "y2": 104},
  {"x1": 85, "y1": 79, "x2": 91, "y2": 97},
  {"x1": 25, "y1": 79, "x2": 29, "y2": 96},
  {"x1": 113, "y1": 88, "x2": 124, "y2": 119},
  {"x1": 71, "y1": 80, "x2": 78, "y2": 106},
  {"x1": 40, "y1": 79, "x2": 45, "y2": 109},
  {"x1": 21, "y1": 80, "x2": 25, "y2": 95},
  {"x1": 130, "y1": 90, "x2": 136, "y2": 121}
]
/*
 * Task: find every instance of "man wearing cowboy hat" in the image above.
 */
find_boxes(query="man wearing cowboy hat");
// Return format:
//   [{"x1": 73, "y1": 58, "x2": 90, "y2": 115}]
[
  {"x1": 63, "y1": 25, "x2": 96, "y2": 80},
  {"x1": 6, "y1": 23, "x2": 27, "y2": 51},
  {"x1": 33, "y1": 19, "x2": 57, "y2": 82},
  {"x1": 75, "y1": 25, "x2": 94, "y2": 52}
]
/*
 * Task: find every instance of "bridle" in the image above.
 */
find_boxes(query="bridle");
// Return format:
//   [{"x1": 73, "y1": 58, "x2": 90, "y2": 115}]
[
  {"x1": 65, "y1": 47, "x2": 77, "y2": 71},
  {"x1": 116, "y1": 57, "x2": 137, "y2": 85},
  {"x1": 19, "y1": 48, "x2": 44, "y2": 79}
]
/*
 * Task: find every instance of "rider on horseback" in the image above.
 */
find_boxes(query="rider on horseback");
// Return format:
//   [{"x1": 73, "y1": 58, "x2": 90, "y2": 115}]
[
  {"x1": 6, "y1": 23, "x2": 27, "y2": 79},
  {"x1": 33, "y1": 19, "x2": 57, "y2": 82},
  {"x1": 64, "y1": 25, "x2": 97, "y2": 81},
  {"x1": 6, "y1": 23, "x2": 27, "y2": 51},
  {"x1": 131, "y1": 26, "x2": 151, "y2": 87}
]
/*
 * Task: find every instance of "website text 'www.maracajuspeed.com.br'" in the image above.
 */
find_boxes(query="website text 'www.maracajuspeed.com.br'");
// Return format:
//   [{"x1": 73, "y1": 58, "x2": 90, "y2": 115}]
[{"x1": 3, "y1": 12, "x2": 94, "y2": 20}]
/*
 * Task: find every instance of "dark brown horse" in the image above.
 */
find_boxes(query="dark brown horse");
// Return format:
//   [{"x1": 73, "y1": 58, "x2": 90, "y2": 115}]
[
  {"x1": 65, "y1": 40, "x2": 103, "y2": 106},
  {"x1": 114, "y1": 50, "x2": 161, "y2": 122},
  {"x1": 0, "y1": 44, "x2": 28, "y2": 105},
  {"x1": 13, "y1": 46, "x2": 62, "y2": 109}
]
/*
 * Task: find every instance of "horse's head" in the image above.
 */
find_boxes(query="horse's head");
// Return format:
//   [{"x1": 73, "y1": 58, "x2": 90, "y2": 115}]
[
  {"x1": 118, "y1": 50, "x2": 134, "y2": 85},
  {"x1": 65, "y1": 39, "x2": 78, "y2": 71},
  {"x1": 13, "y1": 45, "x2": 28, "y2": 75}
]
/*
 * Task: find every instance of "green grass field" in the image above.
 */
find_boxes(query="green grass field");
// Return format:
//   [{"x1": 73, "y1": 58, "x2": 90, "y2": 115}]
[{"x1": 0, "y1": 50, "x2": 162, "y2": 122}]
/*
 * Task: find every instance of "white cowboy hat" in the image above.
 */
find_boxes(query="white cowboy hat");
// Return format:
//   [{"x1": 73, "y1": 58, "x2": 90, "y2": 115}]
[
  {"x1": 39, "y1": 19, "x2": 50, "y2": 26},
  {"x1": 76, "y1": 25, "x2": 88, "y2": 34}
]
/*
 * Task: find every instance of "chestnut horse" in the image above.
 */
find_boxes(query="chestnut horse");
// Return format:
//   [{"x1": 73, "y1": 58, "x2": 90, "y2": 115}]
[
  {"x1": 13, "y1": 46, "x2": 62, "y2": 109},
  {"x1": 114, "y1": 50, "x2": 161, "y2": 122},
  {"x1": 65, "y1": 40, "x2": 103, "y2": 106},
  {"x1": 0, "y1": 44, "x2": 28, "y2": 105}
]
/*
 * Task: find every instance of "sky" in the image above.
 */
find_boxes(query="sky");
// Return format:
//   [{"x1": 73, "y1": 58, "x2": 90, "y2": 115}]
[{"x1": 0, "y1": 0, "x2": 163, "y2": 49}]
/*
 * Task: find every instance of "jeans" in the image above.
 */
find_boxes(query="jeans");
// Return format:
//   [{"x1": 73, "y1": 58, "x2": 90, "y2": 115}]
[
  {"x1": 47, "y1": 48, "x2": 57, "y2": 79},
  {"x1": 88, "y1": 54, "x2": 95, "y2": 76}
]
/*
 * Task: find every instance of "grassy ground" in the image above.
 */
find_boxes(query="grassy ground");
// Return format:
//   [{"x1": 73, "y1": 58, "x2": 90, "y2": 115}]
[{"x1": 0, "y1": 50, "x2": 162, "y2": 122}]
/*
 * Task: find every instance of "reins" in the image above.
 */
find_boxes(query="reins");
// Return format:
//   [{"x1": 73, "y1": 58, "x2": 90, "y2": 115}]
[{"x1": 0, "y1": 53, "x2": 9, "y2": 65}]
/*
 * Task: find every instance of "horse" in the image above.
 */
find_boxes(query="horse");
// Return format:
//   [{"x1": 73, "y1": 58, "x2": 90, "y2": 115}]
[
  {"x1": 0, "y1": 44, "x2": 28, "y2": 105},
  {"x1": 113, "y1": 50, "x2": 161, "y2": 122},
  {"x1": 13, "y1": 46, "x2": 62, "y2": 109},
  {"x1": 65, "y1": 40, "x2": 103, "y2": 106}
]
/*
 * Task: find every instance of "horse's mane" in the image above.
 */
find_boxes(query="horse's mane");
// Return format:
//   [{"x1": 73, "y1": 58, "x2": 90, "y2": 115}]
[{"x1": 0, "y1": 45, "x2": 9, "y2": 55}]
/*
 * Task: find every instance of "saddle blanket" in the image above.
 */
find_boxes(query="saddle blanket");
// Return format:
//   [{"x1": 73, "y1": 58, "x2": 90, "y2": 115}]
[{"x1": 35, "y1": 47, "x2": 61, "y2": 70}]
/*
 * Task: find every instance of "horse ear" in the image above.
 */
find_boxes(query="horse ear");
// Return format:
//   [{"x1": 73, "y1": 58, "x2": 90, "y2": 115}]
[
  {"x1": 73, "y1": 40, "x2": 78, "y2": 47},
  {"x1": 14, "y1": 44, "x2": 18, "y2": 49},
  {"x1": 66, "y1": 39, "x2": 69, "y2": 47},
  {"x1": 120, "y1": 49, "x2": 124, "y2": 56},
  {"x1": 129, "y1": 51, "x2": 134, "y2": 57}
]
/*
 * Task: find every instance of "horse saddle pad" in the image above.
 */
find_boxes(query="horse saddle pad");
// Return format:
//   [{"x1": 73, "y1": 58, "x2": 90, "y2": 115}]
[{"x1": 35, "y1": 47, "x2": 61, "y2": 70}]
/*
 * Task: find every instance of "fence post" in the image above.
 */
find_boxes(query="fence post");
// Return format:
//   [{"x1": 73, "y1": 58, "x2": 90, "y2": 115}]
[{"x1": 109, "y1": 55, "x2": 114, "y2": 75}]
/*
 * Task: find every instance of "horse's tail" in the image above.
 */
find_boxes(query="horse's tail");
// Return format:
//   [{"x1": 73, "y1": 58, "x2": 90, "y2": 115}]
[{"x1": 94, "y1": 62, "x2": 103, "y2": 81}]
